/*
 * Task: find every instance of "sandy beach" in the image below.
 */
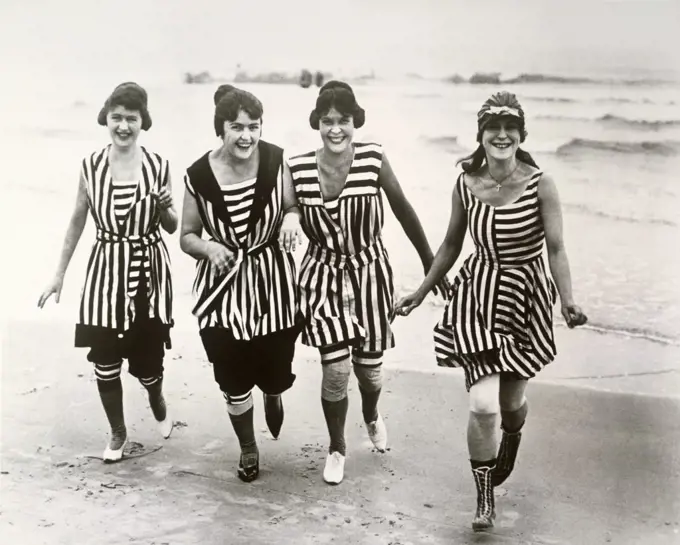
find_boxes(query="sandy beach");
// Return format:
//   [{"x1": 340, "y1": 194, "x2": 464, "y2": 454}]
[{"x1": 2, "y1": 305, "x2": 679, "y2": 544}]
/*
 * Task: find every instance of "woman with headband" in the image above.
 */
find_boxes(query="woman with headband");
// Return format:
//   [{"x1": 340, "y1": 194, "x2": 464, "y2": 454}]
[
  {"x1": 38, "y1": 82, "x2": 177, "y2": 462},
  {"x1": 180, "y1": 85, "x2": 302, "y2": 482},
  {"x1": 395, "y1": 91, "x2": 587, "y2": 530},
  {"x1": 288, "y1": 81, "x2": 448, "y2": 485}
]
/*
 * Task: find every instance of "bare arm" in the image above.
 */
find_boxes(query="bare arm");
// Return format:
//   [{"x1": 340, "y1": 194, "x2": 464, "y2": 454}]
[
  {"x1": 179, "y1": 184, "x2": 210, "y2": 260},
  {"x1": 538, "y1": 173, "x2": 587, "y2": 327},
  {"x1": 279, "y1": 161, "x2": 304, "y2": 251},
  {"x1": 156, "y1": 171, "x2": 178, "y2": 234},
  {"x1": 379, "y1": 153, "x2": 434, "y2": 268},
  {"x1": 413, "y1": 184, "x2": 467, "y2": 299},
  {"x1": 37, "y1": 172, "x2": 89, "y2": 306},
  {"x1": 394, "y1": 184, "x2": 467, "y2": 314},
  {"x1": 282, "y1": 162, "x2": 301, "y2": 218},
  {"x1": 179, "y1": 181, "x2": 233, "y2": 274},
  {"x1": 538, "y1": 174, "x2": 573, "y2": 305}
]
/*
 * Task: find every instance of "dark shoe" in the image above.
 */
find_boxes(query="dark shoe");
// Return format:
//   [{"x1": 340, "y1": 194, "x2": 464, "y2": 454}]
[
  {"x1": 471, "y1": 463, "x2": 496, "y2": 531},
  {"x1": 264, "y1": 394, "x2": 284, "y2": 440},
  {"x1": 237, "y1": 450, "x2": 260, "y2": 483},
  {"x1": 492, "y1": 426, "x2": 522, "y2": 487}
]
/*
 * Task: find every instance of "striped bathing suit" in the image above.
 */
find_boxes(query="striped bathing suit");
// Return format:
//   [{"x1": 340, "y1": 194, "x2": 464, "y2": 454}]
[
  {"x1": 288, "y1": 142, "x2": 395, "y2": 352},
  {"x1": 184, "y1": 143, "x2": 297, "y2": 339},
  {"x1": 76, "y1": 145, "x2": 173, "y2": 335},
  {"x1": 434, "y1": 171, "x2": 557, "y2": 390}
]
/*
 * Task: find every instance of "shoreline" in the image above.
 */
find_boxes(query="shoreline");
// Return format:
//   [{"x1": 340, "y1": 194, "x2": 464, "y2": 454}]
[{"x1": 5, "y1": 300, "x2": 679, "y2": 399}]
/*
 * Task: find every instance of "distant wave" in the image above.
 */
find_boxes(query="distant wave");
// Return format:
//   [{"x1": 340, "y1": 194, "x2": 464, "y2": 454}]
[
  {"x1": 523, "y1": 96, "x2": 676, "y2": 106},
  {"x1": 562, "y1": 203, "x2": 677, "y2": 228},
  {"x1": 423, "y1": 134, "x2": 680, "y2": 158},
  {"x1": 554, "y1": 138, "x2": 680, "y2": 156},
  {"x1": 535, "y1": 114, "x2": 680, "y2": 130},
  {"x1": 594, "y1": 97, "x2": 676, "y2": 105},
  {"x1": 441, "y1": 71, "x2": 678, "y2": 87},
  {"x1": 526, "y1": 96, "x2": 577, "y2": 103}
]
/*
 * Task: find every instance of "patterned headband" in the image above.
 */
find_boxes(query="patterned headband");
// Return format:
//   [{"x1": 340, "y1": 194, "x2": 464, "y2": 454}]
[{"x1": 477, "y1": 105, "x2": 522, "y2": 121}]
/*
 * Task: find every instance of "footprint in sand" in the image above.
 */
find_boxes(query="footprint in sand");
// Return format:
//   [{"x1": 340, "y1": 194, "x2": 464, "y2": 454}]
[{"x1": 498, "y1": 509, "x2": 521, "y2": 528}]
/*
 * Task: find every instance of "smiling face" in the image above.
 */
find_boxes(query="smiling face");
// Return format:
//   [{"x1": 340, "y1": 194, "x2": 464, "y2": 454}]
[
  {"x1": 107, "y1": 105, "x2": 142, "y2": 148},
  {"x1": 481, "y1": 116, "x2": 522, "y2": 162},
  {"x1": 222, "y1": 109, "x2": 261, "y2": 161},
  {"x1": 319, "y1": 107, "x2": 355, "y2": 154}
]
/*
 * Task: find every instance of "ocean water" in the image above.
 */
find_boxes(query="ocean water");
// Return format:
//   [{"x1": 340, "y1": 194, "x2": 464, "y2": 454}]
[{"x1": 3, "y1": 75, "x2": 679, "y2": 346}]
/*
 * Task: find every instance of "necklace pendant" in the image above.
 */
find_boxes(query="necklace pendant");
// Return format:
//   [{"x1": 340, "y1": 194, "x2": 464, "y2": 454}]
[{"x1": 496, "y1": 183, "x2": 502, "y2": 191}]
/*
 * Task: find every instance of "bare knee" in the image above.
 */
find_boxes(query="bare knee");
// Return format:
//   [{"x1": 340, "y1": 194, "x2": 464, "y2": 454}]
[{"x1": 469, "y1": 374, "x2": 500, "y2": 414}]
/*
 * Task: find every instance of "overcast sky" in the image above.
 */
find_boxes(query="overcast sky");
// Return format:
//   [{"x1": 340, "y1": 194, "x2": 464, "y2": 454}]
[{"x1": 2, "y1": 0, "x2": 678, "y2": 85}]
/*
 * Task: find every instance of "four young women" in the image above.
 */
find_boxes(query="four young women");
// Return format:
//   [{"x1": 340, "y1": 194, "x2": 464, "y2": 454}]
[{"x1": 39, "y1": 81, "x2": 586, "y2": 530}]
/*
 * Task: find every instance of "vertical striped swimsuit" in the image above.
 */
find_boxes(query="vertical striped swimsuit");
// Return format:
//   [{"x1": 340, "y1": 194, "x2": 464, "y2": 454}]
[
  {"x1": 75, "y1": 145, "x2": 173, "y2": 340},
  {"x1": 434, "y1": 171, "x2": 557, "y2": 390},
  {"x1": 184, "y1": 145, "x2": 297, "y2": 339},
  {"x1": 288, "y1": 143, "x2": 395, "y2": 352}
]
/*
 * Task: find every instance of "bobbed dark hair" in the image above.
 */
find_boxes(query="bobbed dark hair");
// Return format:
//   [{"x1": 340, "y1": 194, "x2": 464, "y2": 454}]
[
  {"x1": 213, "y1": 84, "x2": 264, "y2": 137},
  {"x1": 97, "y1": 82, "x2": 152, "y2": 131},
  {"x1": 309, "y1": 80, "x2": 365, "y2": 130},
  {"x1": 457, "y1": 90, "x2": 538, "y2": 173}
]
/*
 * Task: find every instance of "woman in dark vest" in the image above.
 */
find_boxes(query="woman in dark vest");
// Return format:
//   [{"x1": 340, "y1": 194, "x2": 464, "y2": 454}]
[
  {"x1": 38, "y1": 82, "x2": 176, "y2": 462},
  {"x1": 180, "y1": 85, "x2": 302, "y2": 482}
]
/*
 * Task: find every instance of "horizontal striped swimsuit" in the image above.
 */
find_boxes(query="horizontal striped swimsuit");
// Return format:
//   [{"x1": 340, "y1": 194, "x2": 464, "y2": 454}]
[
  {"x1": 434, "y1": 171, "x2": 557, "y2": 390},
  {"x1": 222, "y1": 177, "x2": 256, "y2": 244}
]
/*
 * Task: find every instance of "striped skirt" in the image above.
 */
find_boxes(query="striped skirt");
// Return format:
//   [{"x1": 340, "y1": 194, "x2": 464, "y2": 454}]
[
  {"x1": 298, "y1": 239, "x2": 396, "y2": 352},
  {"x1": 434, "y1": 254, "x2": 557, "y2": 390}
]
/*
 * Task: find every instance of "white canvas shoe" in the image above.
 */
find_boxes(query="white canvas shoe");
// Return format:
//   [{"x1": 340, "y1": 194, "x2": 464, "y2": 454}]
[
  {"x1": 366, "y1": 413, "x2": 387, "y2": 452},
  {"x1": 103, "y1": 438, "x2": 127, "y2": 463},
  {"x1": 157, "y1": 411, "x2": 173, "y2": 439},
  {"x1": 323, "y1": 451, "x2": 346, "y2": 484}
]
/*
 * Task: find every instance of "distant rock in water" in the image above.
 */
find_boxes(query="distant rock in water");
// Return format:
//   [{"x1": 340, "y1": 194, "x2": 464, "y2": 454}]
[
  {"x1": 314, "y1": 71, "x2": 325, "y2": 87},
  {"x1": 299, "y1": 69, "x2": 312, "y2": 88},
  {"x1": 443, "y1": 74, "x2": 466, "y2": 84},
  {"x1": 469, "y1": 72, "x2": 501, "y2": 84},
  {"x1": 184, "y1": 71, "x2": 213, "y2": 84},
  {"x1": 504, "y1": 73, "x2": 594, "y2": 85},
  {"x1": 235, "y1": 71, "x2": 297, "y2": 84}
]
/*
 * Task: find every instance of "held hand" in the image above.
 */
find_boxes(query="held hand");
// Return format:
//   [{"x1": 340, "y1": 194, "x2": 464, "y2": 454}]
[
  {"x1": 394, "y1": 291, "x2": 425, "y2": 318},
  {"x1": 423, "y1": 261, "x2": 451, "y2": 300},
  {"x1": 279, "y1": 213, "x2": 304, "y2": 252},
  {"x1": 561, "y1": 303, "x2": 588, "y2": 328},
  {"x1": 37, "y1": 276, "x2": 64, "y2": 308},
  {"x1": 151, "y1": 187, "x2": 174, "y2": 211},
  {"x1": 433, "y1": 275, "x2": 451, "y2": 300},
  {"x1": 206, "y1": 241, "x2": 235, "y2": 276}
]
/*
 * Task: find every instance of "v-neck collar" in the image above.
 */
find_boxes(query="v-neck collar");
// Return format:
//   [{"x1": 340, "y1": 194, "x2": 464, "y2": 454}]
[{"x1": 315, "y1": 147, "x2": 356, "y2": 205}]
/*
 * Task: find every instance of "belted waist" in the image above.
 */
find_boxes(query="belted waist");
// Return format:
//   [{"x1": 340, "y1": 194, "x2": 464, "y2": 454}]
[
  {"x1": 307, "y1": 238, "x2": 387, "y2": 270},
  {"x1": 96, "y1": 229, "x2": 162, "y2": 247},
  {"x1": 473, "y1": 250, "x2": 543, "y2": 270},
  {"x1": 192, "y1": 240, "x2": 276, "y2": 319}
]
